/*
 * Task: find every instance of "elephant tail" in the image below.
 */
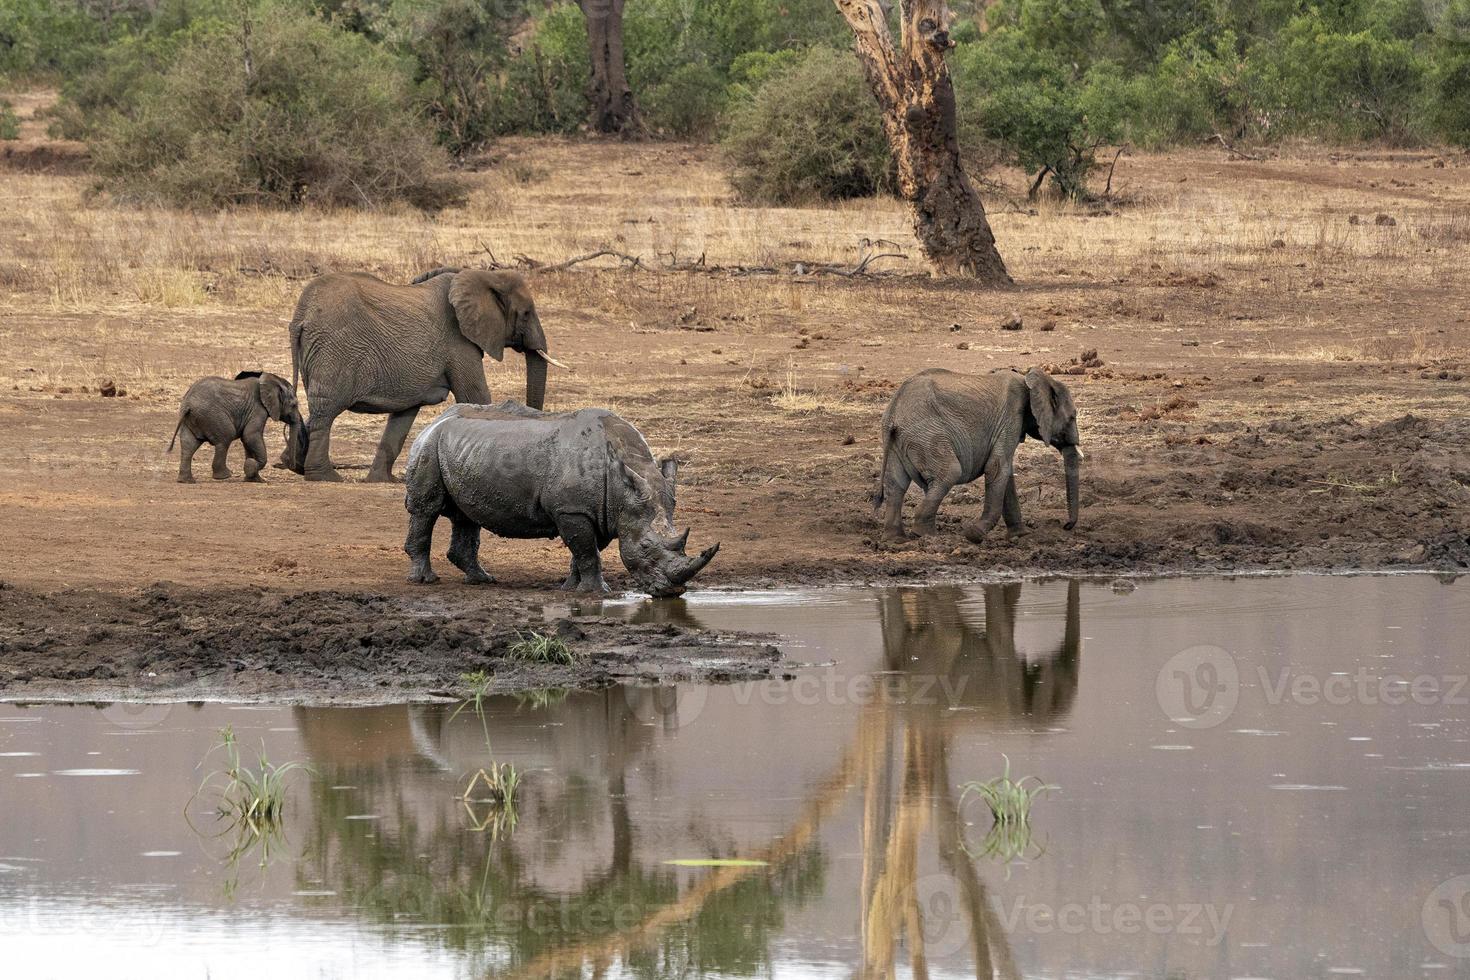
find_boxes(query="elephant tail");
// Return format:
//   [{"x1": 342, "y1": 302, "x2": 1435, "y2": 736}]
[
  {"x1": 871, "y1": 423, "x2": 896, "y2": 512},
  {"x1": 288, "y1": 311, "x2": 304, "y2": 395},
  {"x1": 166, "y1": 412, "x2": 185, "y2": 453}
]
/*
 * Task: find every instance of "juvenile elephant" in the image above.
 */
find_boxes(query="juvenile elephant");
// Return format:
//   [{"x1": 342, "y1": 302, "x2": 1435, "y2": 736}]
[
  {"x1": 167, "y1": 371, "x2": 303, "y2": 483},
  {"x1": 283, "y1": 268, "x2": 557, "y2": 483},
  {"x1": 874, "y1": 367, "x2": 1082, "y2": 543}
]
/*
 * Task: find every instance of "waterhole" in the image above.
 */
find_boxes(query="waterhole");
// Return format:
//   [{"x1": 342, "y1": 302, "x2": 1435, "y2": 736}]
[{"x1": 2, "y1": 574, "x2": 1467, "y2": 978}]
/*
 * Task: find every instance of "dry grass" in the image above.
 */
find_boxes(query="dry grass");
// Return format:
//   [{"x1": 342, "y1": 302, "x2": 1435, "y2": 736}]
[{"x1": 1, "y1": 126, "x2": 1467, "y2": 427}]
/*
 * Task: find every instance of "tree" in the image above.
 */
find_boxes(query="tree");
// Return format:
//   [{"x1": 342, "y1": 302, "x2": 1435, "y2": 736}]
[
  {"x1": 832, "y1": 0, "x2": 1009, "y2": 282},
  {"x1": 578, "y1": 0, "x2": 639, "y2": 134}
]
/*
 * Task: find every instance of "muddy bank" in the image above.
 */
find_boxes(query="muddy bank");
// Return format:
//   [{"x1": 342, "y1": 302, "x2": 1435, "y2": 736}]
[{"x1": 0, "y1": 582, "x2": 786, "y2": 704}]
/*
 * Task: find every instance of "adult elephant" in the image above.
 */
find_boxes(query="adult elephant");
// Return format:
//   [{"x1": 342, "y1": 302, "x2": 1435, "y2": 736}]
[{"x1": 282, "y1": 267, "x2": 556, "y2": 482}]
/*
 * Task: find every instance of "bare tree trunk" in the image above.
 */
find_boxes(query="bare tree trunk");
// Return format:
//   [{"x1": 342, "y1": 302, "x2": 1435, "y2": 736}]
[
  {"x1": 833, "y1": 0, "x2": 1010, "y2": 283},
  {"x1": 578, "y1": 0, "x2": 639, "y2": 136}
]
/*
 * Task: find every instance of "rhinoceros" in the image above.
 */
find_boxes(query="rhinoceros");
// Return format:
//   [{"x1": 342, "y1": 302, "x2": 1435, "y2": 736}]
[{"x1": 402, "y1": 402, "x2": 719, "y2": 597}]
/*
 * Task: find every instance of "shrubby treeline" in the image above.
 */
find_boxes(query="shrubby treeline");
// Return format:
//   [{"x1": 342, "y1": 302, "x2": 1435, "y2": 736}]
[{"x1": 4, "y1": 0, "x2": 1469, "y2": 208}]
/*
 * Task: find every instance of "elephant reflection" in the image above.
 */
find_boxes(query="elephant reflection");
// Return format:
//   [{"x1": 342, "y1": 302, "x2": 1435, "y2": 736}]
[
  {"x1": 877, "y1": 580, "x2": 1081, "y2": 727},
  {"x1": 286, "y1": 583, "x2": 1084, "y2": 977},
  {"x1": 856, "y1": 581, "x2": 1082, "y2": 979}
]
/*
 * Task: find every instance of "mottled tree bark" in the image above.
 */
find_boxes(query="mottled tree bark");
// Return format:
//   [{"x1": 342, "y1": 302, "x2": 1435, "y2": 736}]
[
  {"x1": 578, "y1": 0, "x2": 639, "y2": 135},
  {"x1": 833, "y1": 0, "x2": 1010, "y2": 283}
]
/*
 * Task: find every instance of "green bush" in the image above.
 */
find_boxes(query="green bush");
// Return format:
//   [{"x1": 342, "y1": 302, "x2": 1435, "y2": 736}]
[
  {"x1": 1261, "y1": 12, "x2": 1425, "y2": 142},
  {"x1": 485, "y1": 3, "x2": 586, "y2": 135},
  {"x1": 0, "y1": 0, "x2": 101, "y2": 78},
  {"x1": 1126, "y1": 31, "x2": 1264, "y2": 144},
  {"x1": 952, "y1": 29, "x2": 1130, "y2": 198},
  {"x1": 1426, "y1": 0, "x2": 1470, "y2": 143},
  {"x1": 645, "y1": 62, "x2": 726, "y2": 138},
  {"x1": 722, "y1": 46, "x2": 890, "y2": 204},
  {"x1": 488, "y1": 0, "x2": 847, "y2": 137},
  {"x1": 89, "y1": 3, "x2": 460, "y2": 209},
  {"x1": 0, "y1": 99, "x2": 19, "y2": 140},
  {"x1": 385, "y1": 0, "x2": 507, "y2": 155}
]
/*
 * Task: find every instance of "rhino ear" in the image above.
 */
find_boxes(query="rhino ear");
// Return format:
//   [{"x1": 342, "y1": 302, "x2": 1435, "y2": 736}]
[
  {"x1": 449, "y1": 270, "x2": 521, "y2": 362},
  {"x1": 660, "y1": 459, "x2": 678, "y2": 493},
  {"x1": 619, "y1": 461, "x2": 655, "y2": 504}
]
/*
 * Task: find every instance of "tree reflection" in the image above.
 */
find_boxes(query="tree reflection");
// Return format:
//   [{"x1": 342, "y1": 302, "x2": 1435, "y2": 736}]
[{"x1": 287, "y1": 582, "x2": 1083, "y2": 978}]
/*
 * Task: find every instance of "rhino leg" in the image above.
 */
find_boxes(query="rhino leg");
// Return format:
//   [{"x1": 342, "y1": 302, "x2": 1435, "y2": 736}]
[
  {"x1": 446, "y1": 513, "x2": 494, "y2": 585},
  {"x1": 405, "y1": 512, "x2": 439, "y2": 584},
  {"x1": 557, "y1": 514, "x2": 608, "y2": 593}
]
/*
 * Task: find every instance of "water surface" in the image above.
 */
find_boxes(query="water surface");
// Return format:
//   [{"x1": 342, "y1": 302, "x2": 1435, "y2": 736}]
[{"x1": 2, "y1": 575, "x2": 1468, "y2": 978}]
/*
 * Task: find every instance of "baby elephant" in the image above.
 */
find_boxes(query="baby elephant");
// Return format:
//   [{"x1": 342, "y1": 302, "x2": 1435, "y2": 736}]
[
  {"x1": 167, "y1": 371, "x2": 304, "y2": 483},
  {"x1": 874, "y1": 367, "x2": 1082, "y2": 543}
]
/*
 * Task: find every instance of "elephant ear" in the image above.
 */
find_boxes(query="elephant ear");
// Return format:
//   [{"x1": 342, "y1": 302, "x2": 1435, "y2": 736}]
[
  {"x1": 449, "y1": 270, "x2": 520, "y2": 362},
  {"x1": 257, "y1": 377, "x2": 285, "y2": 421},
  {"x1": 1024, "y1": 368, "x2": 1061, "y2": 444}
]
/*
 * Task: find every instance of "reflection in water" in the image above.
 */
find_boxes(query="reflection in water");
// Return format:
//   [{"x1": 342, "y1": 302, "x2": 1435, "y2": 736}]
[
  {"x1": 294, "y1": 690, "x2": 831, "y2": 975},
  {"x1": 7, "y1": 576, "x2": 1464, "y2": 978},
  {"x1": 284, "y1": 583, "x2": 1080, "y2": 976},
  {"x1": 877, "y1": 581, "x2": 1081, "y2": 726},
  {"x1": 855, "y1": 583, "x2": 1079, "y2": 978}
]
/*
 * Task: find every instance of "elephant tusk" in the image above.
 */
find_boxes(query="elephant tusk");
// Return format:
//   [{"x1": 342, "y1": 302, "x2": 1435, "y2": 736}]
[{"x1": 537, "y1": 352, "x2": 572, "y2": 371}]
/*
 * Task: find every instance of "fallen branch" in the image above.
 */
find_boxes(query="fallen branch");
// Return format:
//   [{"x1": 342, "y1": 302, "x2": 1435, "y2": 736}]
[
  {"x1": 810, "y1": 251, "x2": 907, "y2": 277},
  {"x1": 1103, "y1": 144, "x2": 1127, "y2": 197},
  {"x1": 518, "y1": 248, "x2": 644, "y2": 272},
  {"x1": 234, "y1": 266, "x2": 312, "y2": 281},
  {"x1": 1206, "y1": 133, "x2": 1262, "y2": 161}
]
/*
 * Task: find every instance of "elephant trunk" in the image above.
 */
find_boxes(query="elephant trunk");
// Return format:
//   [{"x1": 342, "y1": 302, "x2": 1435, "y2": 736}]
[
  {"x1": 525, "y1": 350, "x2": 548, "y2": 411},
  {"x1": 1060, "y1": 444, "x2": 1081, "y2": 531},
  {"x1": 281, "y1": 417, "x2": 308, "y2": 474}
]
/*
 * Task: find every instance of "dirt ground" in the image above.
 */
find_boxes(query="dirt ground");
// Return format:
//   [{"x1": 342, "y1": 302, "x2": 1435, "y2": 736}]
[{"x1": 2, "y1": 90, "x2": 1468, "y2": 696}]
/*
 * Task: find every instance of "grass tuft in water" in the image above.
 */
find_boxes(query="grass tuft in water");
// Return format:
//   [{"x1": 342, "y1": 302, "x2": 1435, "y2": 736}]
[
  {"x1": 187, "y1": 726, "x2": 312, "y2": 893},
  {"x1": 192, "y1": 726, "x2": 311, "y2": 835},
  {"x1": 506, "y1": 629, "x2": 575, "y2": 665},
  {"x1": 452, "y1": 671, "x2": 520, "y2": 837},
  {"x1": 959, "y1": 755, "x2": 1053, "y2": 869}
]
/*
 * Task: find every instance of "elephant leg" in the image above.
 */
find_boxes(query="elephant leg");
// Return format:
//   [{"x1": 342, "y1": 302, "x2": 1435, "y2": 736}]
[
  {"x1": 1002, "y1": 475, "x2": 1027, "y2": 536},
  {"x1": 445, "y1": 513, "x2": 494, "y2": 585},
  {"x1": 303, "y1": 404, "x2": 344, "y2": 482},
  {"x1": 963, "y1": 455, "x2": 1013, "y2": 545},
  {"x1": 210, "y1": 441, "x2": 233, "y2": 481},
  {"x1": 366, "y1": 407, "x2": 420, "y2": 483},
  {"x1": 404, "y1": 511, "x2": 440, "y2": 584},
  {"x1": 557, "y1": 514, "x2": 608, "y2": 593},
  {"x1": 177, "y1": 429, "x2": 201, "y2": 484},
  {"x1": 877, "y1": 451, "x2": 913, "y2": 542},
  {"x1": 242, "y1": 429, "x2": 269, "y2": 483},
  {"x1": 911, "y1": 458, "x2": 962, "y2": 537},
  {"x1": 449, "y1": 361, "x2": 492, "y2": 406}
]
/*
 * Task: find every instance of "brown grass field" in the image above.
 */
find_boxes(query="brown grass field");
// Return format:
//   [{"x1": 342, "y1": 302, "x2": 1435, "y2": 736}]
[{"x1": 2, "y1": 89, "x2": 1468, "y2": 617}]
